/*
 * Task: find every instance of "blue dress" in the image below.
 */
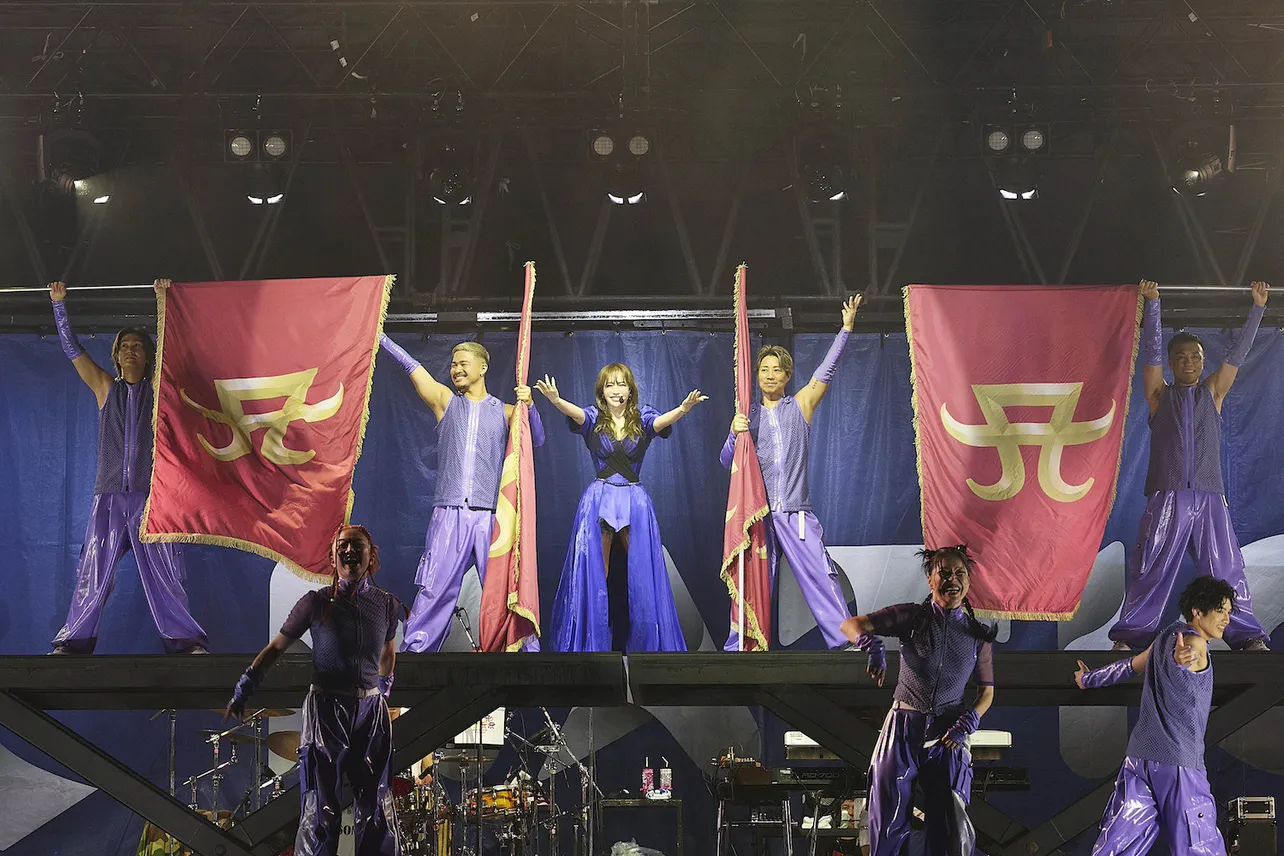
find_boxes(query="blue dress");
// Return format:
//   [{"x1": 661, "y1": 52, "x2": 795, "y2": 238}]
[{"x1": 549, "y1": 404, "x2": 688, "y2": 652}]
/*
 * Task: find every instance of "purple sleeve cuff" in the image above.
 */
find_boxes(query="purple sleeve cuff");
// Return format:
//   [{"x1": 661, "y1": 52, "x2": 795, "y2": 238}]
[
  {"x1": 229, "y1": 664, "x2": 263, "y2": 716},
  {"x1": 1225, "y1": 302, "x2": 1265, "y2": 368},
  {"x1": 52, "y1": 301, "x2": 85, "y2": 361},
  {"x1": 379, "y1": 673, "x2": 394, "y2": 698},
  {"x1": 527, "y1": 402, "x2": 545, "y2": 448},
  {"x1": 852, "y1": 632, "x2": 886, "y2": 673},
  {"x1": 945, "y1": 709, "x2": 981, "y2": 745},
  {"x1": 1142, "y1": 298, "x2": 1162, "y2": 367},
  {"x1": 811, "y1": 329, "x2": 850, "y2": 385},
  {"x1": 719, "y1": 430, "x2": 736, "y2": 471},
  {"x1": 1080, "y1": 656, "x2": 1134, "y2": 689},
  {"x1": 380, "y1": 334, "x2": 422, "y2": 375}
]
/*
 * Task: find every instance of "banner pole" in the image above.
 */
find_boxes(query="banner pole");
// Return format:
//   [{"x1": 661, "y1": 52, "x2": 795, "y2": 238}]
[{"x1": 737, "y1": 550, "x2": 745, "y2": 652}]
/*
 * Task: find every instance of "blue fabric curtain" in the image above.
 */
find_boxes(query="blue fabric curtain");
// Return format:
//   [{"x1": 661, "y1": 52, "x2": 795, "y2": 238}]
[{"x1": 4, "y1": 324, "x2": 1283, "y2": 854}]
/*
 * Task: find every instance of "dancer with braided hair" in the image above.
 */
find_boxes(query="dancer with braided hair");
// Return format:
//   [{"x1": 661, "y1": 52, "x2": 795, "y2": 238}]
[
  {"x1": 839, "y1": 545, "x2": 996, "y2": 856},
  {"x1": 1075, "y1": 576, "x2": 1233, "y2": 856},
  {"x1": 225, "y1": 525, "x2": 404, "y2": 856}
]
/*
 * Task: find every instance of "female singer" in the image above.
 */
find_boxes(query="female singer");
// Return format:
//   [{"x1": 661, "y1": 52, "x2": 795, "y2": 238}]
[{"x1": 536, "y1": 364, "x2": 706, "y2": 652}]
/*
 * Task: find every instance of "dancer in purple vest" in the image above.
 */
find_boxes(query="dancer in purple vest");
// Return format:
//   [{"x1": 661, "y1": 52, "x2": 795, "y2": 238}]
[
  {"x1": 48, "y1": 279, "x2": 209, "y2": 655},
  {"x1": 1109, "y1": 279, "x2": 1270, "y2": 652},
  {"x1": 720, "y1": 296, "x2": 860, "y2": 649},
  {"x1": 227, "y1": 525, "x2": 403, "y2": 856},
  {"x1": 840, "y1": 545, "x2": 996, "y2": 856},
  {"x1": 1076, "y1": 575, "x2": 1233, "y2": 856},
  {"x1": 536, "y1": 364, "x2": 705, "y2": 652},
  {"x1": 379, "y1": 337, "x2": 544, "y2": 653}
]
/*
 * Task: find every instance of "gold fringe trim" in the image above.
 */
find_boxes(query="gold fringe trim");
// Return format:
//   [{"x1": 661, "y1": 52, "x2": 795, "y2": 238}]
[
  {"x1": 902, "y1": 285, "x2": 931, "y2": 554},
  {"x1": 142, "y1": 530, "x2": 333, "y2": 584},
  {"x1": 972, "y1": 604, "x2": 1080, "y2": 622},
  {"x1": 502, "y1": 261, "x2": 541, "y2": 639},
  {"x1": 139, "y1": 282, "x2": 169, "y2": 540}
]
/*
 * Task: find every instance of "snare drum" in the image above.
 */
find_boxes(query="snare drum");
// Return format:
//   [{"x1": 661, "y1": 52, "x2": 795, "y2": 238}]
[{"x1": 464, "y1": 785, "x2": 526, "y2": 819}]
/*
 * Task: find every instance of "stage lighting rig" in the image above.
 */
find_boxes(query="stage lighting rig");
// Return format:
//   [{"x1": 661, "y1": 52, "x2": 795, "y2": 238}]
[
  {"x1": 983, "y1": 121, "x2": 1048, "y2": 156},
  {"x1": 224, "y1": 130, "x2": 292, "y2": 163},
  {"x1": 1168, "y1": 140, "x2": 1224, "y2": 197},
  {"x1": 427, "y1": 140, "x2": 474, "y2": 206},
  {"x1": 589, "y1": 127, "x2": 652, "y2": 204},
  {"x1": 796, "y1": 130, "x2": 853, "y2": 203}
]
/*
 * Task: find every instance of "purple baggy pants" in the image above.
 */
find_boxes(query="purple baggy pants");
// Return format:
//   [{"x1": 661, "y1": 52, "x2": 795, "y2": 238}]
[
  {"x1": 1090, "y1": 757, "x2": 1225, "y2": 856},
  {"x1": 401, "y1": 506, "x2": 494, "y2": 653}
]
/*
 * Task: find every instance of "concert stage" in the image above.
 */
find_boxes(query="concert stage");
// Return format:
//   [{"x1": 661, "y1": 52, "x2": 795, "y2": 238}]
[{"x1": 2, "y1": 652, "x2": 1281, "y2": 856}]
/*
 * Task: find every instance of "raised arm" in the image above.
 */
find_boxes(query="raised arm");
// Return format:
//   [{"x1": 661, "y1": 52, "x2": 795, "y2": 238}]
[
  {"x1": 50, "y1": 281, "x2": 114, "y2": 408},
  {"x1": 1073, "y1": 644, "x2": 1152, "y2": 690},
  {"x1": 653, "y1": 389, "x2": 709, "y2": 432},
  {"x1": 380, "y1": 334, "x2": 453, "y2": 421},
  {"x1": 504, "y1": 384, "x2": 546, "y2": 447},
  {"x1": 795, "y1": 295, "x2": 859, "y2": 420},
  {"x1": 223, "y1": 632, "x2": 291, "y2": 722},
  {"x1": 534, "y1": 374, "x2": 586, "y2": 425},
  {"x1": 1139, "y1": 280, "x2": 1166, "y2": 417},
  {"x1": 1207, "y1": 281, "x2": 1268, "y2": 407}
]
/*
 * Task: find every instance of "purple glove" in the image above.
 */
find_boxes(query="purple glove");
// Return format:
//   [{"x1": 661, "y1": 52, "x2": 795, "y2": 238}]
[
  {"x1": 719, "y1": 430, "x2": 736, "y2": 471},
  {"x1": 380, "y1": 334, "x2": 422, "y2": 375},
  {"x1": 1142, "y1": 297, "x2": 1162, "y2": 368},
  {"x1": 1077, "y1": 656, "x2": 1134, "y2": 689},
  {"x1": 811, "y1": 329, "x2": 850, "y2": 385},
  {"x1": 527, "y1": 401, "x2": 546, "y2": 448},
  {"x1": 1225, "y1": 302, "x2": 1265, "y2": 368},
  {"x1": 228, "y1": 665, "x2": 263, "y2": 718},
  {"x1": 52, "y1": 301, "x2": 85, "y2": 361},
  {"x1": 943, "y1": 709, "x2": 981, "y2": 748},
  {"x1": 851, "y1": 632, "x2": 886, "y2": 675},
  {"x1": 379, "y1": 673, "x2": 394, "y2": 698}
]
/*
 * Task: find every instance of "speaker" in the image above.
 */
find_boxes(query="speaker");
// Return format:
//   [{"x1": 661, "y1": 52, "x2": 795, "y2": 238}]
[{"x1": 1227, "y1": 797, "x2": 1276, "y2": 856}]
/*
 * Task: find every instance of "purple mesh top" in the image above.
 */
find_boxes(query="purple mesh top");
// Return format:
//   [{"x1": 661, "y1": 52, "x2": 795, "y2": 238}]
[
  {"x1": 868, "y1": 600, "x2": 994, "y2": 717},
  {"x1": 571, "y1": 405, "x2": 671, "y2": 484},
  {"x1": 1127, "y1": 622, "x2": 1213, "y2": 769},
  {"x1": 93, "y1": 379, "x2": 154, "y2": 495},
  {"x1": 1145, "y1": 384, "x2": 1225, "y2": 495},
  {"x1": 434, "y1": 394, "x2": 509, "y2": 510},
  {"x1": 280, "y1": 578, "x2": 402, "y2": 696},
  {"x1": 749, "y1": 396, "x2": 811, "y2": 513}
]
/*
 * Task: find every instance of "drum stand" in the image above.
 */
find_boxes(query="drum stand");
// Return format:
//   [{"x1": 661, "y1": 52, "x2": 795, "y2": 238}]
[{"x1": 150, "y1": 708, "x2": 179, "y2": 856}]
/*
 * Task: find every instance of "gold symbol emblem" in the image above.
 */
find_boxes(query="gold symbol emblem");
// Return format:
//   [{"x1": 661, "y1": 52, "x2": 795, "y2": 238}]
[
  {"x1": 940, "y1": 383, "x2": 1115, "y2": 503},
  {"x1": 181, "y1": 369, "x2": 343, "y2": 466}
]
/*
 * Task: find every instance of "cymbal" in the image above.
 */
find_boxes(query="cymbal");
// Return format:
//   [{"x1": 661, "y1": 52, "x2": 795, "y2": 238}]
[
  {"x1": 206, "y1": 709, "x2": 293, "y2": 718},
  {"x1": 267, "y1": 731, "x2": 302, "y2": 760}
]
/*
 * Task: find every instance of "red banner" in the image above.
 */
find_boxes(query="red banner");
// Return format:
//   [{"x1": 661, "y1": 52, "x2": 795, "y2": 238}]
[
  {"x1": 480, "y1": 262, "x2": 541, "y2": 652},
  {"x1": 721, "y1": 264, "x2": 773, "y2": 650},
  {"x1": 905, "y1": 284, "x2": 1140, "y2": 618},
  {"x1": 141, "y1": 276, "x2": 391, "y2": 581}
]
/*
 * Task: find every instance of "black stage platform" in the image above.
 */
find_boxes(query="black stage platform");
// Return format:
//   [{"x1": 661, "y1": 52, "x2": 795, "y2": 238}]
[{"x1": 2, "y1": 652, "x2": 1280, "y2": 856}]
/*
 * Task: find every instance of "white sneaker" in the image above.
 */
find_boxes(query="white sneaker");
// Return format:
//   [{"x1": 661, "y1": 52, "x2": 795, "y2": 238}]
[{"x1": 1110, "y1": 640, "x2": 1132, "y2": 652}]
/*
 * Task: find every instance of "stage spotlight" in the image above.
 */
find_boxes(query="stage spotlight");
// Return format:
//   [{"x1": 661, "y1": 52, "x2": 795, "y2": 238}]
[
  {"x1": 628, "y1": 135, "x2": 650, "y2": 156},
  {"x1": 996, "y1": 159, "x2": 1038, "y2": 201},
  {"x1": 245, "y1": 163, "x2": 285, "y2": 205},
  {"x1": 262, "y1": 131, "x2": 290, "y2": 161},
  {"x1": 425, "y1": 139, "x2": 474, "y2": 205},
  {"x1": 39, "y1": 129, "x2": 102, "y2": 194},
  {"x1": 797, "y1": 131, "x2": 852, "y2": 203},
  {"x1": 92, "y1": 195, "x2": 110, "y2": 204},
  {"x1": 1019, "y1": 126, "x2": 1047, "y2": 153},
  {"x1": 225, "y1": 130, "x2": 255, "y2": 162},
  {"x1": 604, "y1": 162, "x2": 646, "y2": 204},
  {"x1": 1169, "y1": 141, "x2": 1224, "y2": 196},
  {"x1": 984, "y1": 126, "x2": 1012, "y2": 155},
  {"x1": 592, "y1": 133, "x2": 615, "y2": 158}
]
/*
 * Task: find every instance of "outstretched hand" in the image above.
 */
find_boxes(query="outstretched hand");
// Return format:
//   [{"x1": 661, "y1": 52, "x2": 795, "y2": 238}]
[
  {"x1": 534, "y1": 374, "x2": 561, "y2": 404},
  {"x1": 1074, "y1": 659, "x2": 1089, "y2": 689},
  {"x1": 1174, "y1": 632, "x2": 1198, "y2": 669},
  {"x1": 1251, "y1": 280, "x2": 1270, "y2": 307},
  {"x1": 841, "y1": 295, "x2": 862, "y2": 331},
  {"x1": 679, "y1": 389, "x2": 709, "y2": 412},
  {"x1": 1139, "y1": 279, "x2": 1159, "y2": 301},
  {"x1": 49, "y1": 281, "x2": 67, "y2": 302}
]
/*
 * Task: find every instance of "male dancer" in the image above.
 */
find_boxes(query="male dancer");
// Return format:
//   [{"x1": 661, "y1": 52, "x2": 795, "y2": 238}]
[
  {"x1": 720, "y1": 296, "x2": 860, "y2": 649},
  {"x1": 1076, "y1": 575, "x2": 1234, "y2": 856},
  {"x1": 227, "y1": 525, "x2": 403, "y2": 856},
  {"x1": 840, "y1": 545, "x2": 996, "y2": 856},
  {"x1": 1109, "y1": 280, "x2": 1270, "y2": 651},
  {"x1": 379, "y1": 336, "x2": 544, "y2": 652},
  {"x1": 49, "y1": 279, "x2": 209, "y2": 655}
]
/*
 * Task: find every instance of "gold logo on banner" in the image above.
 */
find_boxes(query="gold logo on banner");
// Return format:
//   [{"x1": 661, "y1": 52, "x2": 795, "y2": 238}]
[
  {"x1": 940, "y1": 383, "x2": 1115, "y2": 503},
  {"x1": 181, "y1": 369, "x2": 343, "y2": 466}
]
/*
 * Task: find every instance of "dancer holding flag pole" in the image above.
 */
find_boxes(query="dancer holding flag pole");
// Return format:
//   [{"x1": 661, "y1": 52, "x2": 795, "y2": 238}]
[
  {"x1": 719, "y1": 274, "x2": 861, "y2": 650},
  {"x1": 478, "y1": 261, "x2": 542, "y2": 652}
]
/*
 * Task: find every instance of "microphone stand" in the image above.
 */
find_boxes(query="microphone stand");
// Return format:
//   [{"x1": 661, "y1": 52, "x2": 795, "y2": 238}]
[
  {"x1": 454, "y1": 606, "x2": 482, "y2": 653},
  {"x1": 540, "y1": 708, "x2": 601, "y2": 856}
]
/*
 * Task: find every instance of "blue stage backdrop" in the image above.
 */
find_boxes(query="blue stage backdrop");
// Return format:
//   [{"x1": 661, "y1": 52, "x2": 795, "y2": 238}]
[{"x1": 3, "y1": 326, "x2": 1283, "y2": 855}]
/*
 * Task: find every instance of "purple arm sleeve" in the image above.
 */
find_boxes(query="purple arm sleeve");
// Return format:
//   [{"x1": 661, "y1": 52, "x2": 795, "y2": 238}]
[
  {"x1": 974, "y1": 641, "x2": 994, "y2": 686},
  {"x1": 1225, "y1": 302, "x2": 1265, "y2": 368},
  {"x1": 279, "y1": 592, "x2": 321, "y2": 639},
  {"x1": 811, "y1": 329, "x2": 850, "y2": 385},
  {"x1": 229, "y1": 664, "x2": 264, "y2": 717},
  {"x1": 52, "y1": 300, "x2": 85, "y2": 361},
  {"x1": 1078, "y1": 656, "x2": 1134, "y2": 689},
  {"x1": 851, "y1": 632, "x2": 887, "y2": 674},
  {"x1": 379, "y1": 673, "x2": 394, "y2": 698},
  {"x1": 642, "y1": 404, "x2": 673, "y2": 439},
  {"x1": 379, "y1": 334, "x2": 422, "y2": 375},
  {"x1": 571, "y1": 405, "x2": 597, "y2": 437},
  {"x1": 528, "y1": 402, "x2": 546, "y2": 448},
  {"x1": 1142, "y1": 298, "x2": 1162, "y2": 367},
  {"x1": 944, "y1": 709, "x2": 981, "y2": 746},
  {"x1": 867, "y1": 603, "x2": 918, "y2": 638},
  {"x1": 719, "y1": 430, "x2": 736, "y2": 471}
]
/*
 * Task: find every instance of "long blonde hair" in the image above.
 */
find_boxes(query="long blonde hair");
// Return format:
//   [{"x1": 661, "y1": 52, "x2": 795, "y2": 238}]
[{"x1": 594, "y1": 363, "x2": 644, "y2": 440}]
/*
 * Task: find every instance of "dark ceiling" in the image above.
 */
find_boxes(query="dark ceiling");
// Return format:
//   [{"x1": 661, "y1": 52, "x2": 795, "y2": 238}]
[{"x1": 1, "y1": 0, "x2": 1283, "y2": 329}]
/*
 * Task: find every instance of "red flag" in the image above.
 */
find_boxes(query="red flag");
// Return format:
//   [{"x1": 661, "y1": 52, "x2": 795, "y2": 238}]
[
  {"x1": 479, "y1": 262, "x2": 541, "y2": 652},
  {"x1": 721, "y1": 264, "x2": 773, "y2": 651},
  {"x1": 905, "y1": 284, "x2": 1140, "y2": 618},
  {"x1": 140, "y1": 276, "x2": 391, "y2": 581}
]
